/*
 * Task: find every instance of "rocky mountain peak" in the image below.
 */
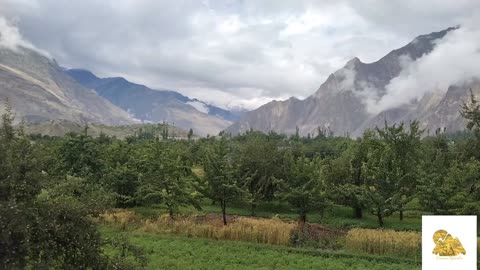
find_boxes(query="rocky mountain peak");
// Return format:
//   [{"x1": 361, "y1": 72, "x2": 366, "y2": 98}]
[
  {"x1": 226, "y1": 27, "x2": 468, "y2": 137},
  {"x1": 345, "y1": 57, "x2": 362, "y2": 69}
]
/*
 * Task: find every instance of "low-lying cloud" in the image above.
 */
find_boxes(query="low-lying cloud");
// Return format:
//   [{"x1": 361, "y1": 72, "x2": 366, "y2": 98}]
[
  {"x1": 365, "y1": 16, "x2": 480, "y2": 114},
  {"x1": 0, "y1": 17, "x2": 33, "y2": 51},
  {"x1": 1, "y1": 1, "x2": 479, "y2": 111},
  {"x1": 0, "y1": 16, "x2": 50, "y2": 57}
]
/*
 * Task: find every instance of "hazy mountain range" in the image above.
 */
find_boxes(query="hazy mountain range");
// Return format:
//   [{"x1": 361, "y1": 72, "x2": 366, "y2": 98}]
[
  {"x1": 66, "y1": 69, "x2": 243, "y2": 136},
  {"x1": 1, "y1": 27, "x2": 478, "y2": 138},
  {"x1": 0, "y1": 45, "x2": 242, "y2": 136},
  {"x1": 227, "y1": 27, "x2": 478, "y2": 137},
  {"x1": 0, "y1": 47, "x2": 133, "y2": 125}
]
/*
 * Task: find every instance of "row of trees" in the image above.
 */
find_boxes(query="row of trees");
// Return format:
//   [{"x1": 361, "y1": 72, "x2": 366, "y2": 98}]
[
  {"x1": 2, "y1": 93, "x2": 480, "y2": 266},
  {"x1": 33, "y1": 116, "x2": 479, "y2": 227}
]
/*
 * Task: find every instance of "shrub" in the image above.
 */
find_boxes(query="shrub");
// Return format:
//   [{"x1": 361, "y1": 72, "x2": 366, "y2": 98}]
[{"x1": 290, "y1": 223, "x2": 345, "y2": 249}]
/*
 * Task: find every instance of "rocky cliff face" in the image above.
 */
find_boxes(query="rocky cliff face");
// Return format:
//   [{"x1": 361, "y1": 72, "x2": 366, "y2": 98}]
[
  {"x1": 0, "y1": 47, "x2": 135, "y2": 125},
  {"x1": 227, "y1": 27, "x2": 472, "y2": 137}
]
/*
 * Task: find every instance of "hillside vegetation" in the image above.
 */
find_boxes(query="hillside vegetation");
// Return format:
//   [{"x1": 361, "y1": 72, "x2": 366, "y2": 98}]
[{"x1": 1, "y1": 94, "x2": 480, "y2": 269}]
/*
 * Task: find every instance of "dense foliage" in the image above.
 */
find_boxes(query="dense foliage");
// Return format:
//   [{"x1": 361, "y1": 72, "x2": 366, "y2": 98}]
[{"x1": 2, "y1": 93, "x2": 480, "y2": 267}]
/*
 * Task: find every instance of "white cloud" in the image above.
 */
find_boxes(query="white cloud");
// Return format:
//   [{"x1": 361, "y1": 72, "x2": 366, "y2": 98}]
[
  {"x1": 0, "y1": 16, "x2": 51, "y2": 58},
  {"x1": 336, "y1": 63, "x2": 357, "y2": 91},
  {"x1": 0, "y1": 16, "x2": 33, "y2": 51},
  {"x1": 368, "y1": 17, "x2": 480, "y2": 114},
  {"x1": 186, "y1": 100, "x2": 210, "y2": 114},
  {"x1": 0, "y1": 0, "x2": 478, "y2": 110}
]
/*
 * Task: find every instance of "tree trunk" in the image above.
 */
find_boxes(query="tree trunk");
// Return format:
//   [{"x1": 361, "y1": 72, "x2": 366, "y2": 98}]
[
  {"x1": 168, "y1": 208, "x2": 175, "y2": 220},
  {"x1": 299, "y1": 211, "x2": 307, "y2": 224},
  {"x1": 353, "y1": 168, "x2": 363, "y2": 219},
  {"x1": 377, "y1": 209, "x2": 384, "y2": 227},
  {"x1": 353, "y1": 207, "x2": 363, "y2": 219},
  {"x1": 221, "y1": 199, "x2": 227, "y2": 226},
  {"x1": 250, "y1": 203, "x2": 257, "y2": 216},
  {"x1": 399, "y1": 209, "x2": 404, "y2": 221},
  {"x1": 166, "y1": 202, "x2": 175, "y2": 220}
]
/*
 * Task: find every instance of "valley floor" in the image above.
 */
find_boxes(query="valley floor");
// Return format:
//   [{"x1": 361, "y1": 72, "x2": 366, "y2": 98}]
[
  {"x1": 102, "y1": 227, "x2": 421, "y2": 270},
  {"x1": 99, "y1": 200, "x2": 426, "y2": 269}
]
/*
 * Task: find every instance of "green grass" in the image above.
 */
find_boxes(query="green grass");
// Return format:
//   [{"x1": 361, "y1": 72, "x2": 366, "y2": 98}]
[
  {"x1": 130, "y1": 200, "x2": 423, "y2": 231},
  {"x1": 101, "y1": 227, "x2": 420, "y2": 270}
]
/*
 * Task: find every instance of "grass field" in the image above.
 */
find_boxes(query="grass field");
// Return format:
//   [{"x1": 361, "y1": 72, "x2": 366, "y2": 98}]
[
  {"x1": 130, "y1": 199, "x2": 424, "y2": 232},
  {"x1": 102, "y1": 227, "x2": 421, "y2": 270},
  {"x1": 102, "y1": 195, "x2": 428, "y2": 269}
]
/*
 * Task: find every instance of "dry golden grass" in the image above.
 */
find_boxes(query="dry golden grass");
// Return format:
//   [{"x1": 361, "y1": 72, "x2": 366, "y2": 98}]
[
  {"x1": 97, "y1": 209, "x2": 139, "y2": 230},
  {"x1": 345, "y1": 228, "x2": 421, "y2": 257},
  {"x1": 191, "y1": 166, "x2": 205, "y2": 178},
  {"x1": 141, "y1": 214, "x2": 296, "y2": 246},
  {"x1": 96, "y1": 209, "x2": 428, "y2": 257}
]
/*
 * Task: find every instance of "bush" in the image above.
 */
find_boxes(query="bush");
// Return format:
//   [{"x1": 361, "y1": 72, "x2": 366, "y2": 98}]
[{"x1": 290, "y1": 223, "x2": 345, "y2": 249}]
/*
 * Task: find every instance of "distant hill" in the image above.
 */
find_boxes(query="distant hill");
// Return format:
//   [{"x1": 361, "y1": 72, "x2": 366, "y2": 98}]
[
  {"x1": 66, "y1": 69, "x2": 243, "y2": 136},
  {"x1": 23, "y1": 120, "x2": 192, "y2": 139},
  {"x1": 0, "y1": 46, "x2": 135, "y2": 125}
]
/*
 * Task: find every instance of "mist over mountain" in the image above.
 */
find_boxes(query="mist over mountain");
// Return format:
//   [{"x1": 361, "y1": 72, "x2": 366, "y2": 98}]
[
  {"x1": 227, "y1": 26, "x2": 480, "y2": 137},
  {"x1": 2, "y1": 10, "x2": 480, "y2": 138}
]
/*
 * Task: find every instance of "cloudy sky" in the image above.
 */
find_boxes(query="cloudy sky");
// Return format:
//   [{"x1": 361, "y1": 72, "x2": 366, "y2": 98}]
[{"x1": 0, "y1": 0, "x2": 479, "y2": 110}]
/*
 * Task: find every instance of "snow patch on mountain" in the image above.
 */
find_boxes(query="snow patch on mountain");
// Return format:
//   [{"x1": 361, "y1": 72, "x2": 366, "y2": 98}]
[{"x1": 186, "y1": 100, "x2": 210, "y2": 114}]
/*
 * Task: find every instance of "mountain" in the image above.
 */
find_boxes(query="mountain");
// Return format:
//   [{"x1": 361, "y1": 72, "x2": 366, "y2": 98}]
[
  {"x1": 227, "y1": 27, "x2": 475, "y2": 137},
  {"x1": 0, "y1": 46, "x2": 135, "y2": 125},
  {"x1": 66, "y1": 69, "x2": 242, "y2": 136}
]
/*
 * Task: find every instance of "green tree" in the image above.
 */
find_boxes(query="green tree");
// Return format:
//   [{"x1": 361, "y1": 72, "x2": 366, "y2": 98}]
[
  {"x1": 460, "y1": 89, "x2": 480, "y2": 161},
  {"x1": 103, "y1": 140, "x2": 140, "y2": 207},
  {"x1": 237, "y1": 131, "x2": 281, "y2": 215},
  {"x1": 161, "y1": 122, "x2": 169, "y2": 140},
  {"x1": 458, "y1": 91, "x2": 480, "y2": 219},
  {"x1": 57, "y1": 133, "x2": 104, "y2": 180},
  {"x1": 363, "y1": 121, "x2": 422, "y2": 226},
  {"x1": 0, "y1": 109, "x2": 113, "y2": 269},
  {"x1": 379, "y1": 121, "x2": 422, "y2": 220},
  {"x1": 445, "y1": 160, "x2": 480, "y2": 215},
  {"x1": 188, "y1": 128, "x2": 194, "y2": 140},
  {"x1": 136, "y1": 141, "x2": 201, "y2": 218},
  {"x1": 277, "y1": 154, "x2": 330, "y2": 223},
  {"x1": 461, "y1": 90, "x2": 480, "y2": 136},
  {"x1": 417, "y1": 134, "x2": 454, "y2": 214},
  {"x1": 323, "y1": 139, "x2": 370, "y2": 219},
  {"x1": 203, "y1": 137, "x2": 244, "y2": 225}
]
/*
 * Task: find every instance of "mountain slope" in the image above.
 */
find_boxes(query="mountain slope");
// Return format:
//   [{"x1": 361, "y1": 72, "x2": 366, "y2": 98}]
[
  {"x1": 227, "y1": 27, "x2": 469, "y2": 137},
  {"x1": 66, "y1": 69, "x2": 239, "y2": 136},
  {"x1": 0, "y1": 47, "x2": 134, "y2": 125}
]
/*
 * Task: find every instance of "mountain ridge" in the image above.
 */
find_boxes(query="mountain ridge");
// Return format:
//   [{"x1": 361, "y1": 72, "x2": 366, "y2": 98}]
[
  {"x1": 66, "y1": 68, "x2": 242, "y2": 136},
  {"x1": 0, "y1": 46, "x2": 135, "y2": 125},
  {"x1": 226, "y1": 27, "x2": 474, "y2": 137}
]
